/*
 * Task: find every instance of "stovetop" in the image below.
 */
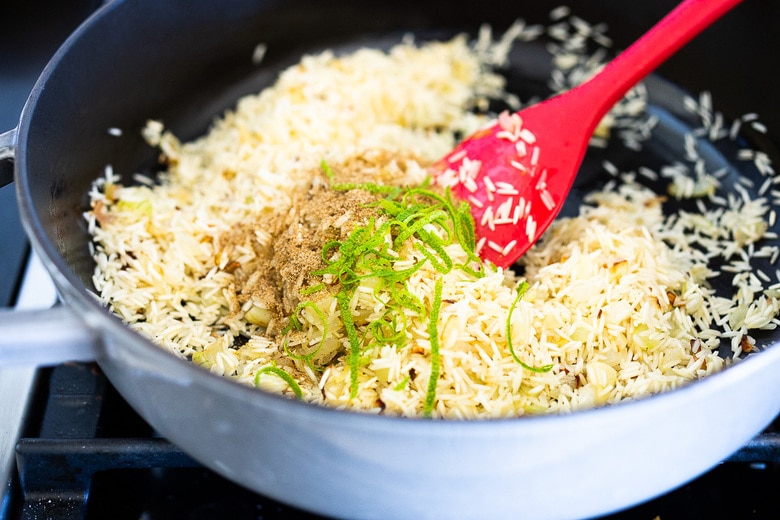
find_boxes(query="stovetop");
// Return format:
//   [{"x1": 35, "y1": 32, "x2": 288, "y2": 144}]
[{"x1": 2, "y1": 2, "x2": 780, "y2": 519}]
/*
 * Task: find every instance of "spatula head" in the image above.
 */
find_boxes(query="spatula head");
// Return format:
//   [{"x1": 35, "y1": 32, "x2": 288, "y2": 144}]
[{"x1": 432, "y1": 107, "x2": 588, "y2": 268}]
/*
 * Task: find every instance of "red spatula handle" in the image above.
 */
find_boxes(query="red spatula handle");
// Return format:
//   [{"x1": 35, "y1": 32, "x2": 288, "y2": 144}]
[
  {"x1": 433, "y1": 0, "x2": 743, "y2": 269},
  {"x1": 580, "y1": 0, "x2": 743, "y2": 121}
]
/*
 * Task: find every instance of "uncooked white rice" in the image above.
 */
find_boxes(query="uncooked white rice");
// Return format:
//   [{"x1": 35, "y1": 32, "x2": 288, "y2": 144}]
[{"x1": 86, "y1": 11, "x2": 780, "y2": 419}]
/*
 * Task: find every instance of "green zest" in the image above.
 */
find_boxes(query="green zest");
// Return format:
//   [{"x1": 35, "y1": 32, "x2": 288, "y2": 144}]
[
  {"x1": 279, "y1": 160, "x2": 485, "y2": 407},
  {"x1": 281, "y1": 301, "x2": 330, "y2": 370},
  {"x1": 506, "y1": 282, "x2": 554, "y2": 373},
  {"x1": 254, "y1": 364, "x2": 304, "y2": 399},
  {"x1": 424, "y1": 278, "x2": 443, "y2": 417},
  {"x1": 336, "y1": 288, "x2": 363, "y2": 398}
]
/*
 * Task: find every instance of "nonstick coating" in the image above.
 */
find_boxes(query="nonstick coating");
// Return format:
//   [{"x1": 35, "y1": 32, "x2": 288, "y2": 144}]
[{"x1": 11, "y1": 1, "x2": 780, "y2": 519}]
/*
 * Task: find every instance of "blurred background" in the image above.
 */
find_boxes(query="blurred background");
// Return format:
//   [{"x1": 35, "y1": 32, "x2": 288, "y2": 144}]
[{"x1": 0, "y1": 0, "x2": 101, "y2": 306}]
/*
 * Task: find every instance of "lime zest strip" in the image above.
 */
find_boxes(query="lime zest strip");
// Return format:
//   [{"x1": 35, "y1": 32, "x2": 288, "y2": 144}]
[
  {"x1": 424, "y1": 277, "x2": 444, "y2": 417},
  {"x1": 284, "y1": 161, "x2": 489, "y2": 403},
  {"x1": 254, "y1": 364, "x2": 304, "y2": 399},
  {"x1": 506, "y1": 282, "x2": 554, "y2": 373},
  {"x1": 336, "y1": 289, "x2": 363, "y2": 399},
  {"x1": 280, "y1": 301, "x2": 330, "y2": 371}
]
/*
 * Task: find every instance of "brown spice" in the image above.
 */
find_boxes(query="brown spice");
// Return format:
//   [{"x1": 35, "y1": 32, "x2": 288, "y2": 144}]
[
  {"x1": 740, "y1": 334, "x2": 754, "y2": 353},
  {"x1": 92, "y1": 199, "x2": 114, "y2": 226},
  {"x1": 222, "y1": 261, "x2": 241, "y2": 274},
  {"x1": 218, "y1": 150, "x2": 424, "y2": 335},
  {"x1": 271, "y1": 182, "x2": 381, "y2": 315}
]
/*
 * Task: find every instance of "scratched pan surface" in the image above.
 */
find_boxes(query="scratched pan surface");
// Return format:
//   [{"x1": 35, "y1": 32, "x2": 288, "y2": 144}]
[{"x1": 8, "y1": 1, "x2": 780, "y2": 519}]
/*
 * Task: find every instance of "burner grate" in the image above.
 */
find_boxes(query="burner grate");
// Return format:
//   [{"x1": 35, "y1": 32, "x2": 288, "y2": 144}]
[{"x1": 11, "y1": 364, "x2": 197, "y2": 520}]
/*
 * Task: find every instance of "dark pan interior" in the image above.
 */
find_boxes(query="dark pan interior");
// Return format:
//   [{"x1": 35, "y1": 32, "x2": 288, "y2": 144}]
[{"x1": 17, "y1": 0, "x2": 780, "y2": 321}]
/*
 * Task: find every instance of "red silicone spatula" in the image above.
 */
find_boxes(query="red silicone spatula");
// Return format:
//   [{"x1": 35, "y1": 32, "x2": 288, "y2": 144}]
[{"x1": 431, "y1": 0, "x2": 742, "y2": 268}]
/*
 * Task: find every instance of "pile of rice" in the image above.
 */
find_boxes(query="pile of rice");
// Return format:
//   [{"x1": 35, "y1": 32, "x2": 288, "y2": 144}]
[{"x1": 87, "y1": 11, "x2": 780, "y2": 418}]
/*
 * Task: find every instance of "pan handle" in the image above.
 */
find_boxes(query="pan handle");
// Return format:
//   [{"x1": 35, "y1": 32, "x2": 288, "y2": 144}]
[
  {"x1": 0, "y1": 140, "x2": 100, "y2": 366},
  {"x1": 0, "y1": 306, "x2": 99, "y2": 366},
  {"x1": 0, "y1": 128, "x2": 16, "y2": 188}
]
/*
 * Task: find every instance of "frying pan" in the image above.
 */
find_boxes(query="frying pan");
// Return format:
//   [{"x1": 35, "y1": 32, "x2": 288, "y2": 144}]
[{"x1": 2, "y1": 0, "x2": 780, "y2": 518}]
